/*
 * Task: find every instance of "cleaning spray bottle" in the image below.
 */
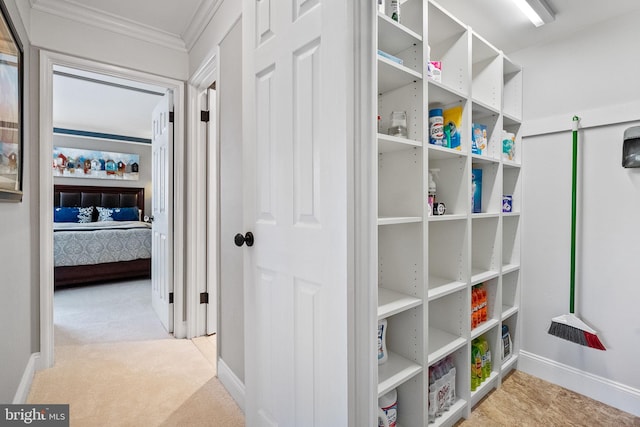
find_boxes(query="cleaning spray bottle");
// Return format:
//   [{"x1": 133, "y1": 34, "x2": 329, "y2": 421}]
[{"x1": 428, "y1": 169, "x2": 439, "y2": 216}]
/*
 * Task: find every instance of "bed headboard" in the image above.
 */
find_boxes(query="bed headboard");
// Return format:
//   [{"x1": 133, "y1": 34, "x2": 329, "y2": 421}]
[{"x1": 54, "y1": 185, "x2": 145, "y2": 217}]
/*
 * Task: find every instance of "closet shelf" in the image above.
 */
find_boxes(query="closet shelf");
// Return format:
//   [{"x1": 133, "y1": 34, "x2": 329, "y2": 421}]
[
  {"x1": 472, "y1": 98, "x2": 500, "y2": 118},
  {"x1": 501, "y1": 264, "x2": 520, "y2": 275},
  {"x1": 428, "y1": 79, "x2": 468, "y2": 105},
  {"x1": 501, "y1": 306, "x2": 518, "y2": 321},
  {"x1": 432, "y1": 398, "x2": 468, "y2": 427},
  {"x1": 428, "y1": 277, "x2": 467, "y2": 302},
  {"x1": 428, "y1": 213, "x2": 467, "y2": 222},
  {"x1": 470, "y1": 371, "x2": 499, "y2": 407},
  {"x1": 471, "y1": 212, "x2": 500, "y2": 219},
  {"x1": 378, "y1": 351, "x2": 423, "y2": 397},
  {"x1": 471, "y1": 268, "x2": 499, "y2": 285},
  {"x1": 378, "y1": 216, "x2": 422, "y2": 226},
  {"x1": 377, "y1": 12, "x2": 422, "y2": 55},
  {"x1": 378, "y1": 287, "x2": 422, "y2": 320},
  {"x1": 378, "y1": 56, "x2": 422, "y2": 94},
  {"x1": 377, "y1": 133, "x2": 422, "y2": 153},
  {"x1": 428, "y1": 327, "x2": 467, "y2": 366},
  {"x1": 503, "y1": 159, "x2": 521, "y2": 169},
  {"x1": 502, "y1": 211, "x2": 520, "y2": 217},
  {"x1": 427, "y1": 143, "x2": 467, "y2": 160},
  {"x1": 471, "y1": 154, "x2": 500, "y2": 165},
  {"x1": 471, "y1": 318, "x2": 499, "y2": 340},
  {"x1": 501, "y1": 354, "x2": 518, "y2": 374},
  {"x1": 503, "y1": 112, "x2": 522, "y2": 125}
]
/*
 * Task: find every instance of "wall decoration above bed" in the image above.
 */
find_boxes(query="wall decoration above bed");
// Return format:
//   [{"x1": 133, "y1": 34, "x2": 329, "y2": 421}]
[{"x1": 53, "y1": 146, "x2": 140, "y2": 181}]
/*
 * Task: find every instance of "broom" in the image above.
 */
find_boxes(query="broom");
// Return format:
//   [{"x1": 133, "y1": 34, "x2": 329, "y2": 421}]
[{"x1": 547, "y1": 116, "x2": 606, "y2": 350}]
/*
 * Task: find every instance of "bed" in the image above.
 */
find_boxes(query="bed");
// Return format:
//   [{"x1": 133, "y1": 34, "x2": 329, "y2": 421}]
[{"x1": 53, "y1": 184, "x2": 152, "y2": 287}]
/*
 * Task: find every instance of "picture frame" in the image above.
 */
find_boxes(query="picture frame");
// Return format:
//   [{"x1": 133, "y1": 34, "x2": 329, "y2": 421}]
[{"x1": 0, "y1": 0, "x2": 23, "y2": 202}]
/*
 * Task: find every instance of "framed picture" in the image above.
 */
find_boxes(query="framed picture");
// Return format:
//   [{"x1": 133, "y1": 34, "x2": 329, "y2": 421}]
[
  {"x1": 53, "y1": 147, "x2": 140, "y2": 181},
  {"x1": 0, "y1": 0, "x2": 23, "y2": 202}
]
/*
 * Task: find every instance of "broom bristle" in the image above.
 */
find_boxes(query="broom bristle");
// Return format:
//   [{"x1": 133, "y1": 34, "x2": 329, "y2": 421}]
[{"x1": 548, "y1": 320, "x2": 606, "y2": 350}]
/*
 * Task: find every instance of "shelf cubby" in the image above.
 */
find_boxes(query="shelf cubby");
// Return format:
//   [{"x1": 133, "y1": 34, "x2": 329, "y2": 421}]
[
  {"x1": 471, "y1": 277, "x2": 499, "y2": 338},
  {"x1": 379, "y1": 80, "x2": 423, "y2": 141},
  {"x1": 428, "y1": 2, "x2": 469, "y2": 96},
  {"x1": 501, "y1": 270, "x2": 520, "y2": 320},
  {"x1": 379, "y1": 148, "x2": 422, "y2": 218},
  {"x1": 470, "y1": 328, "x2": 501, "y2": 406},
  {"x1": 502, "y1": 215, "x2": 521, "y2": 268},
  {"x1": 471, "y1": 101, "x2": 501, "y2": 161},
  {"x1": 428, "y1": 290, "x2": 467, "y2": 365},
  {"x1": 378, "y1": 56, "x2": 422, "y2": 94},
  {"x1": 429, "y1": 347, "x2": 469, "y2": 427},
  {"x1": 471, "y1": 33, "x2": 501, "y2": 113},
  {"x1": 501, "y1": 313, "x2": 519, "y2": 371},
  {"x1": 502, "y1": 157, "x2": 521, "y2": 212},
  {"x1": 429, "y1": 220, "x2": 468, "y2": 292},
  {"x1": 377, "y1": 12, "x2": 422, "y2": 57},
  {"x1": 471, "y1": 216, "x2": 500, "y2": 282},
  {"x1": 471, "y1": 161, "x2": 501, "y2": 214},
  {"x1": 429, "y1": 155, "x2": 469, "y2": 216},
  {"x1": 503, "y1": 57, "x2": 522, "y2": 121},
  {"x1": 378, "y1": 350, "x2": 423, "y2": 397},
  {"x1": 378, "y1": 287, "x2": 423, "y2": 320},
  {"x1": 396, "y1": 375, "x2": 424, "y2": 426},
  {"x1": 379, "y1": 223, "x2": 423, "y2": 299},
  {"x1": 378, "y1": 133, "x2": 422, "y2": 154}
]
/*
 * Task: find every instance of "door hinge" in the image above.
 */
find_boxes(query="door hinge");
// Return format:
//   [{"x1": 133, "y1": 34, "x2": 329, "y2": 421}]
[
  {"x1": 200, "y1": 110, "x2": 210, "y2": 122},
  {"x1": 169, "y1": 292, "x2": 174, "y2": 304},
  {"x1": 200, "y1": 292, "x2": 209, "y2": 304},
  {"x1": 169, "y1": 111, "x2": 174, "y2": 123}
]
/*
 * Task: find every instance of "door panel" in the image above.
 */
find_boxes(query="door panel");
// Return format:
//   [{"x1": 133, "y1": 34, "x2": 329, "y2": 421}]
[
  {"x1": 151, "y1": 91, "x2": 173, "y2": 332},
  {"x1": 243, "y1": 1, "x2": 349, "y2": 425}
]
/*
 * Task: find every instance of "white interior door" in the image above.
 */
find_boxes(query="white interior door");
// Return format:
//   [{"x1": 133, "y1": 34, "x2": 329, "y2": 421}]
[
  {"x1": 243, "y1": 1, "x2": 350, "y2": 425},
  {"x1": 151, "y1": 91, "x2": 174, "y2": 332},
  {"x1": 206, "y1": 87, "x2": 218, "y2": 335}
]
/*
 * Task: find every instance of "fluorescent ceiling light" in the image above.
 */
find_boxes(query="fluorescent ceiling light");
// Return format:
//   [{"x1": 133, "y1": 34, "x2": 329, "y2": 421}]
[{"x1": 511, "y1": 0, "x2": 555, "y2": 27}]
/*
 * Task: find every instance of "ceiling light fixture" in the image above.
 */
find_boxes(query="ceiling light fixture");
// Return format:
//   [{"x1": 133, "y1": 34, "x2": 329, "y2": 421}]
[{"x1": 511, "y1": 0, "x2": 555, "y2": 27}]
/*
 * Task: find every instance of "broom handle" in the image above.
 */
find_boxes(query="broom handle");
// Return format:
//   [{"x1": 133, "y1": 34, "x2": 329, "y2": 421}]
[{"x1": 570, "y1": 116, "x2": 579, "y2": 314}]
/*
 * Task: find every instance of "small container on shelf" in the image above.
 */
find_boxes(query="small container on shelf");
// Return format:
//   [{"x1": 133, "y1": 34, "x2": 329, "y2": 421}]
[
  {"x1": 388, "y1": 111, "x2": 408, "y2": 138},
  {"x1": 470, "y1": 335, "x2": 492, "y2": 391},
  {"x1": 428, "y1": 355, "x2": 456, "y2": 423}
]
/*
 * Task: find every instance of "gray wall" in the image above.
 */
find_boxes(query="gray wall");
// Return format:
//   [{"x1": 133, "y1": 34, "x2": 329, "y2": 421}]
[
  {"x1": 512, "y1": 9, "x2": 640, "y2": 414},
  {"x1": 0, "y1": 0, "x2": 37, "y2": 403},
  {"x1": 52, "y1": 134, "x2": 152, "y2": 216},
  {"x1": 218, "y1": 19, "x2": 244, "y2": 382}
]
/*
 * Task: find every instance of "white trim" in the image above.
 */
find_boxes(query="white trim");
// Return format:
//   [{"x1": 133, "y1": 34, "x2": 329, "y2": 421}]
[
  {"x1": 522, "y1": 99, "x2": 640, "y2": 137},
  {"x1": 182, "y1": 0, "x2": 223, "y2": 51},
  {"x1": 218, "y1": 358, "x2": 245, "y2": 412},
  {"x1": 31, "y1": 0, "x2": 186, "y2": 52},
  {"x1": 39, "y1": 50, "x2": 188, "y2": 369},
  {"x1": 349, "y1": 1, "x2": 377, "y2": 427},
  {"x1": 12, "y1": 353, "x2": 40, "y2": 404},
  {"x1": 519, "y1": 350, "x2": 640, "y2": 417}
]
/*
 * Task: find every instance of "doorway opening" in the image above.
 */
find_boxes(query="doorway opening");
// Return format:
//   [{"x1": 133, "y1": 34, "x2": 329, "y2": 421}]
[{"x1": 39, "y1": 50, "x2": 187, "y2": 369}]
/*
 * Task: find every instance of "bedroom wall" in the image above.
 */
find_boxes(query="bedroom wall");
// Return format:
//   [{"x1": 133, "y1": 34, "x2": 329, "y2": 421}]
[
  {"x1": 512, "y1": 9, "x2": 640, "y2": 416},
  {"x1": 0, "y1": 0, "x2": 37, "y2": 403},
  {"x1": 52, "y1": 134, "x2": 152, "y2": 216}
]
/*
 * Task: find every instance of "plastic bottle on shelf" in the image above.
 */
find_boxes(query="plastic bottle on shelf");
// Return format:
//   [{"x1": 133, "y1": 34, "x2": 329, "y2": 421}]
[
  {"x1": 378, "y1": 388, "x2": 398, "y2": 427},
  {"x1": 429, "y1": 108, "x2": 444, "y2": 146},
  {"x1": 378, "y1": 318, "x2": 388, "y2": 365},
  {"x1": 428, "y1": 169, "x2": 439, "y2": 216},
  {"x1": 388, "y1": 0, "x2": 400, "y2": 22}
]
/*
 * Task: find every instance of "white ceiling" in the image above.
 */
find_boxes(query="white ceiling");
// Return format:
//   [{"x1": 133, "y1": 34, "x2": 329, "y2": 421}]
[{"x1": 46, "y1": 0, "x2": 640, "y2": 139}]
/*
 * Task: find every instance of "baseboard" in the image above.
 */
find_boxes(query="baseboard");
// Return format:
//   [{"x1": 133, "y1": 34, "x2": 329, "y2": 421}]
[
  {"x1": 519, "y1": 350, "x2": 640, "y2": 417},
  {"x1": 12, "y1": 353, "x2": 40, "y2": 404},
  {"x1": 217, "y1": 358, "x2": 245, "y2": 412}
]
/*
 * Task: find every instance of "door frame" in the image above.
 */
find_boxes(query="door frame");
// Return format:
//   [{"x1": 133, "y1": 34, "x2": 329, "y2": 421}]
[
  {"x1": 38, "y1": 50, "x2": 187, "y2": 369},
  {"x1": 187, "y1": 50, "x2": 219, "y2": 339}
]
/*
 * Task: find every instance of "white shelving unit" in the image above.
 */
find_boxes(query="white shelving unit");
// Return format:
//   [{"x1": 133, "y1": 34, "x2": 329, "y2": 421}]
[{"x1": 375, "y1": 1, "x2": 522, "y2": 425}]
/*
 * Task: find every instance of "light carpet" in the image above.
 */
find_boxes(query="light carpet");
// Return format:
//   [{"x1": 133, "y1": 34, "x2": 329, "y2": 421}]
[{"x1": 28, "y1": 280, "x2": 244, "y2": 426}]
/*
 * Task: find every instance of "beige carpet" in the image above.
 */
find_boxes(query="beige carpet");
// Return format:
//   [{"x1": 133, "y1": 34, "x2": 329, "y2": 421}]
[{"x1": 28, "y1": 280, "x2": 245, "y2": 426}]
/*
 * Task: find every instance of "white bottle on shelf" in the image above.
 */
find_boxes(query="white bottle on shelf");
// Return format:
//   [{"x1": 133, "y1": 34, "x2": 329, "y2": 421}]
[{"x1": 378, "y1": 318, "x2": 388, "y2": 365}]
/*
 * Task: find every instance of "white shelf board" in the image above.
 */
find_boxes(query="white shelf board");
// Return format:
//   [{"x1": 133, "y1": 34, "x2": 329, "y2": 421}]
[
  {"x1": 471, "y1": 154, "x2": 500, "y2": 165},
  {"x1": 470, "y1": 268, "x2": 499, "y2": 285},
  {"x1": 503, "y1": 112, "x2": 522, "y2": 125},
  {"x1": 377, "y1": 13, "x2": 422, "y2": 55},
  {"x1": 378, "y1": 351, "x2": 423, "y2": 397},
  {"x1": 431, "y1": 398, "x2": 467, "y2": 427},
  {"x1": 428, "y1": 213, "x2": 467, "y2": 222},
  {"x1": 428, "y1": 327, "x2": 467, "y2": 366},
  {"x1": 472, "y1": 98, "x2": 500, "y2": 118},
  {"x1": 377, "y1": 133, "x2": 422, "y2": 153},
  {"x1": 470, "y1": 371, "x2": 499, "y2": 407},
  {"x1": 502, "y1": 211, "x2": 521, "y2": 217},
  {"x1": 471, "y1": 318, "x2": 499, "y2": 340},
  {"x1": 502, "y1": 159, "x2": 521, "y2": 169},
  {"x1": 428, "y1": 79, "x2": 468, "y2": 104},
  {"x1": 428, "y1": 276, "x2": 467, "y2": 302},
  {"x1": 378, "y1": 56, "x2": 422, "y2": 94},
  {"x1": 471, "y1": 212, "x2": 500, "y2": 219},
  {"x1": 501, "y1": 305, "x2": 519, "y2": 321},
  {"x1": 427, "y1": 143, "x2": 467, "y2": 160},
  {"x1": 501, "y1": 353, "x2": 519, "y2": 374},
  {"x1": 378, "y1": 216, "x2": 422, "y2": 226},
  {"x1": 378, "y1": 287, "x2": 422, "y2": 320},
  {"x1": 501, "y1": 264, "x2": 520, "y2": 275}
]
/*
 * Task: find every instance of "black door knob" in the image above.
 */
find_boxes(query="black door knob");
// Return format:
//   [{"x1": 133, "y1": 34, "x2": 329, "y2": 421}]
[{"x1": 234, "y1": 232, "x2": 254, "y2": 247}]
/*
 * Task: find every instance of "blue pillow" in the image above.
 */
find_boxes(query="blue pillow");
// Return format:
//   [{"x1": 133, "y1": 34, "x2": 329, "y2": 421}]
[
  {"x1": 54, "y1": 206, "x2": 94, "y2": 223},
  {"x1": 97, "y1": 206, "x2": 139, "y2": 221}
]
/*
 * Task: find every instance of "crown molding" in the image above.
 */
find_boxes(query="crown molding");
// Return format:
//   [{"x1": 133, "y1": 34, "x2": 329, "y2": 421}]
[
  {"x1": 182, "y1": 0, "x2": 222, "y2": 51},
  {"x1": 31, "y1": 0, "x2": 188, "y2": 52}
]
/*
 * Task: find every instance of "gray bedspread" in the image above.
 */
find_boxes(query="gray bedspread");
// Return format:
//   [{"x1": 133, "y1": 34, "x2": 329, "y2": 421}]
[{"x1": 53, "y1": 221, "x2": 152, "y2": 267}]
